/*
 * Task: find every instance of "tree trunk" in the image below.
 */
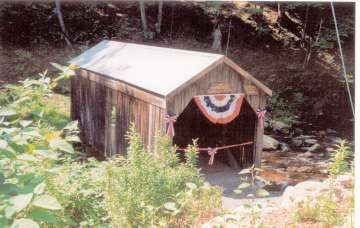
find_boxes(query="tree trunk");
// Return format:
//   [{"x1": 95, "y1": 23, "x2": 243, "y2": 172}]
[
  {"x1": 212, "y1": 24, "x2": 222, "y2": 52},
  {"x1": 303, "y1": 17, "x2": 323, "y2": 68},
  {"x1": 55, "y1": 0, "x2": 71, "y2": 47},
  {"x1": 301, "y1": 5, "x2": 310, "y2": 46},
  {"x1": 277, "y1": 2, "x2": 281, "y2": 22},
  {"x1": 155, "y1": 0, "x2": 163, "y2": 34},
  {"x1": 139, "y1": 0, "x2": 148, "y2": 38}
]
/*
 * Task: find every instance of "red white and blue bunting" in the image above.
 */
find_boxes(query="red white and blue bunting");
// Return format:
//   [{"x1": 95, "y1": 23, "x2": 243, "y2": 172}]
[{"x1": 194, "y1": 94, "x2": 244, "y2": 124}]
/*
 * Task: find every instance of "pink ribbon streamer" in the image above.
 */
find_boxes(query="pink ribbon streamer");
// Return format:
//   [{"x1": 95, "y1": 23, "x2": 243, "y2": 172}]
[
  {"x1": 165, "y1": 115, "x2": 177, "y2": 138},
  {"x1": 257, "y1": 109, "x2": 266, "y2": 129},
  {"x1": 207, "y1": 147, "x2": 217, "y2": 165}
]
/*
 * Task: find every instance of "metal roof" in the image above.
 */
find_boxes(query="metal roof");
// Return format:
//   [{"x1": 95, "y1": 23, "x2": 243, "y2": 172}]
[{"x1": 70, "y1": 40, "x2": 224, "y2": 96}]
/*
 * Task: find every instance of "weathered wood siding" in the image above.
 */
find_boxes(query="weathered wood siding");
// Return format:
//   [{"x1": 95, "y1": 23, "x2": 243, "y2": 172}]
[
  {"x1": 71, "y1": 70, "x2": 166, "y2": 157},
  {"x1": 166, "y1": 62, "x2": 267, "y2": 167}
]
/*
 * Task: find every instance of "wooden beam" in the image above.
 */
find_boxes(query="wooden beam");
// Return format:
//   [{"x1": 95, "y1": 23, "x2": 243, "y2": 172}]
[
  {"x1": 165, "y1": 56, "x2": 226, "y2": 99},
  {"x1": 77, "y1": 69, "x2": 166, "y2": 108},
  {"x1": 223, "y1": 57, "x2": 272, "y2": 96}
]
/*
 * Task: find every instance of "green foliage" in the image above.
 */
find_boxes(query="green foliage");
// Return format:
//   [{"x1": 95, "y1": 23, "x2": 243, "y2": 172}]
[
  {"x1": 0, "y1": 69, "x2": 77, "y2": 227},
  {"x1": 102, "y1": 126, "x2": 220, "y2": 227},
  {"x1": 1, "y1": 69, "x2": 222, "y2": 227},
  {"x1": 328, "y1": 140, "x2": 352, "y2": 178},
  {"x1": 293, "y1": 195, "x2": 343, "y2": 226},
  {"x1": 269, "y1": 93, "x2": 302, "y2": 127},
  {"x1": 231, "y1": 165, "x2": 270, "y2": 227}
]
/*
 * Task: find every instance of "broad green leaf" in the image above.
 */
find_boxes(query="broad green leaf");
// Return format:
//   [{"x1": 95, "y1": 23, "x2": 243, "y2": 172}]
[
  {"x1": 31, "y1": 109, "x2": 44, "y2": 118},
  {"x1": 49, "y1": 139, "x2": 74, "y2": 154},
  {"x1": 22, "y1": 128, "x2": 43, "y2": 139},
  {"x1": 32, "y1": 195, "x2": 62, "y2": 210},
  {"x1": 0, "y1": 183, "x2": 18, "y2": 194},
  {"x1": 34, "y1": 148, "x2": 58, "y2": 159},
  {"x1": 28, "y1": 208, "x2": 58, "y2": 224},
  {"x1": 18, "y1": 154, "x2": 40, "y2": 162},
  {"x1": 50, "y1": 62, "x2": 67, "y2": 71},
  {"x1": 233, "y1": 189, "x2": 243, "y2": 194},
  {"x1": 34, "y1": 182, "x2": 46, "y2": 195},
  {"x1": 10, "y1": 218, "x2": 39, "y2": 228},
  {"x1": 0, "y1": 148, "x2": 16, "y2": 159},
  {"x1": 19, "y1": 120, "x2": 32, "y2": 128},
  {"x1": 63, "y1": 121, "x2": 78, "y2": 132},
  {"x1": 65, "y1": 135, "x2": 81, "y2": 142},
  {"x1": 237, "y1": 182, "x2": 251, "y2": 189},
  {"x1": 255, "y1": 175, "x2": 269, "y2": 184},
  {"x1": 0, "y1": 107, "x2": 17, "y2": 117},
  {"x1": 164, "y1": 202, "x2": 177, "y2": 211},
  {"x1": 5, "y1": 193, "x2": 33, "y2": 218},
  {"x1": 255, "y1": 189, "x2": 270, "y2": 197}
]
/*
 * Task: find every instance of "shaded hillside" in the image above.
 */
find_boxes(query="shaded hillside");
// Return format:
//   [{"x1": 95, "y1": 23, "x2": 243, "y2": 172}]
[{"x1": 0, "y1": 1, "x2": 354, "y2": 136}]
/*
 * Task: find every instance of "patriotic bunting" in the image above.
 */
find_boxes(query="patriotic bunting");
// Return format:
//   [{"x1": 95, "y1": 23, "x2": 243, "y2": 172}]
[{"x1": 194, "y1": 94, "x2": 244, "y2": 124}]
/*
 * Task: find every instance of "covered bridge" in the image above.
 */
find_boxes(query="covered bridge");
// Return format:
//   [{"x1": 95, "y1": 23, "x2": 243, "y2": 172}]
[{"x1": 70, "y1": 40, "x2": 272, "y2": 168}]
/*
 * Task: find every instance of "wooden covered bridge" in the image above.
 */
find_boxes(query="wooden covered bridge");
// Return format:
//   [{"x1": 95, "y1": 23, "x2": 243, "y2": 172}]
[{"x1": 70, "y1": 40, "x2": 272, "y2": 168}]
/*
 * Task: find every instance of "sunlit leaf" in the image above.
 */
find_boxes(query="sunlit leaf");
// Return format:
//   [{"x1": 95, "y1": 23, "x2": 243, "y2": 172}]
[
  {"x1": 49, "y1": 139, "x2": 74, "y2": 154},
  {"x1": 237, "y1": 182, "x2": 251, "y2": 189},
  {"x1": 5, "y1": 193, "x2": 33, "y2": 218},
  {"x1": 10, "y1": 218, "x2": 39, "y2": 228},
  {"x1": 255, "y1": 189, "x2": 270, "y2": 197},
  {"x1": 19, "y1": 120, "x2": 32, "y2": 128},
  {"x1": 0, "y1": 107, "x2": 17, "y2": 117},
  {"x1": 34, "y1": 182, "x2": 46, "y2": 195},
  {"x1": 32, "y1": 195, "x2": 62, "y2": 210},
  {"x1": 164, "y1": 202, "x2": 177, "y2": 211},
  {"x1": 28, "y1": 208, "x2": 58, "y2": 224},
  {"x1": 65, "y1": 135, "x2": 81, "y2": 142},
  {"x1": 186, "y1": 182, "x2": 197, "y2": 189}
]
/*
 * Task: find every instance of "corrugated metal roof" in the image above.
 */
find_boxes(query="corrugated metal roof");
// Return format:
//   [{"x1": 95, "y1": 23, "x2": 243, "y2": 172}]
[{"x1": 70, "y1": 40, "x2": 223, "y2": 96}]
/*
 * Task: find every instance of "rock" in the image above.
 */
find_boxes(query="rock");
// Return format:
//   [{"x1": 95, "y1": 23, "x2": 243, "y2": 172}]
[
  {"x1": 263, "y1": 135, "x2": 280, "y2": 150},
  {"x1": 302, "y1": 151, "x2": 314, "y2": 158},
  {"x1": 280, "y1": 142, "x2": 290, "y2": 152},
  {"x1": 281, "y1": 180, "x2": 330, "y2": 209},
  {"x1": 326, "y1": 128, "x2": 338, "y2": 136},
  {"x1": 291, "y1": 138, "x2": 303, "y2": 147},
  {"x1": 272, "y1": 121, "x2": 290, "y2": 134},
  {"x1": 316, "y1": 130, "x2": 327, "y2": 139},
  {"x1": 326, "y1": 136, "x2": 342, "y2": 145},
  {"x1": 304, "y1": 138, "x2": 318, "y2": 146},
  {"x1": 293, "y1": 128, "x2": 303, "y2": 137},
  {"x1": 307, "y1": 143, "x2": 322, "y2": 153},
  {"x1": 335, "y1": 174, "x2": 353, "y2": 189}
]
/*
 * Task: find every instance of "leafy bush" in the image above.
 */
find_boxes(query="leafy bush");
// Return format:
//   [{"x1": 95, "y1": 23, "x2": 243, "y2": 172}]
[
  {"x1": 0, "y1": 70, "x2": 78, "y2": 227},
  {"x1": 1, "y1": 68, "x2": 222, "y2": 227},
  {"x1": 102, "y1": 125, "x2": 222, "y2": 227},
  {"x1": 328, "y1": 140, "x2": 353, "y2": 178}
]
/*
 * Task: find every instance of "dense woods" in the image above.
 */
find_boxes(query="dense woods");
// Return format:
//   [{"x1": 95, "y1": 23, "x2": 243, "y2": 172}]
[
  {"x1": 0, "y1": 1, "x2": 354, "y2": 137},
  {"x1": 0, "y1": 1, "x2": 355, "y2": 227}
]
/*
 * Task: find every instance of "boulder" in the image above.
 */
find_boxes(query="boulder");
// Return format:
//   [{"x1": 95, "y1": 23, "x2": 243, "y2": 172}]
[
  {"x1": 263, "y1": 135, "x2": 280, "y2": 150},
  {"x1": 326, "y1": 128, "x2": 338, "y2": 136},
  {"x1": 293, "y1": 128, "x2": 303, "y2": 137},
  {"x1": 326, "y1": 136, "x2": 342, "y2": 145},
  {"x1": 307, "y1": 143, "x2": 322, "y2": 153},
  {"x1": 304, "y1": 138, "x2": 318, "y2": 146},
  {"x1": 280, "y1": 142, "x2": 290, "y2": 152},
  {"x1": 272, "y1": 120, "x2": 290, "y2": 134},
  {"x1": 281, "y1": 180, "x2": 330, "y2": 209},
  {"x1": 291, "y1": 138, "x2": 303, "y2": 147}
]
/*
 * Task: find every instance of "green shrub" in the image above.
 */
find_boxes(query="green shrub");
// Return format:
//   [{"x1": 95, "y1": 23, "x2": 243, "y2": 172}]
[
  {"x1": 293, "y1": 195, "x2": 342, "y2": 226},
  {"x1": 1, "y1": 68, "x2": 222, "y2": 227},
  {"x1": 102, "y1": 125, "x2": 222, "y2": 227},
  {"x1": 328, "y1": 140, "x2": 353, "y2": 178}
]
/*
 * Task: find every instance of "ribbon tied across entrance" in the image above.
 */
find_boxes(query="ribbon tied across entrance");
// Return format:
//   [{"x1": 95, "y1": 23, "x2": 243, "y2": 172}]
[
  {"x1": 194, "y1": 94, "x2": 244, "y2": 124},
  {"x1": 256, "y1": 108, "x2": 266, "y2": 129},
  {"x1": 165, "y1": 114, "x2": 177, "y2": 138}
]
